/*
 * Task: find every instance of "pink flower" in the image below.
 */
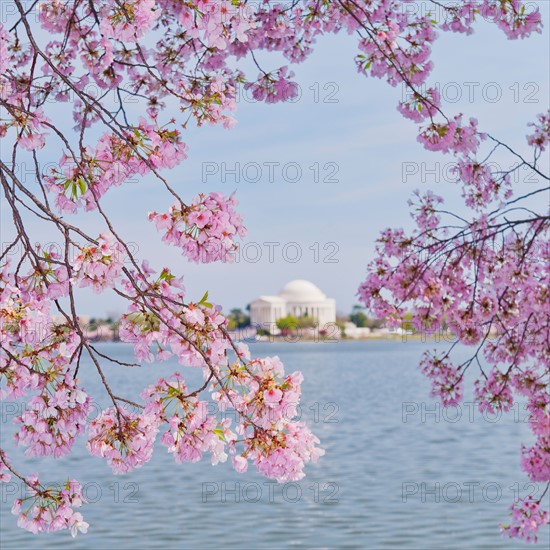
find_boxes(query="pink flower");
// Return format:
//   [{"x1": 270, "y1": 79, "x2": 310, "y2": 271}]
[
  {"x1": 18, "y1": 132, "x2": 46, "y2": 151},
  {"x1": 99, "y1": 0, "x2": 160, "y2": 42},
  {"x1": 87, "y1": 407, "x2": 160, "y2": 474},
  {"x1": 187, "y1": 209, "x2": 212, "y2": 229},
  {"x1": 526, "y1": 111, "x2": 550, "y2": 152},
  {"x1": 263, "y1": 388, "x2": 283, "y2": 405},
  {"x1": 72, "y1": 233, "x2": 125, "y2": 292},
  {"x1": 14, "y1": 375, "x2": 92, "y2": 458},
  {"x1": 148, "y1": 192, "x2": 246, "y2": 263},
  {"x1": 502, "y1": 498, "x2": 549, "y2": 543},
  {"x1": 10, "y1": 476, "x2": 88, "y2": 536},
  {"x1": 69, "y1": 512, "x2": 89, "y2": 537},
  {"x1": 232, "y1": 455, "x2": 248, "y2": 473}
]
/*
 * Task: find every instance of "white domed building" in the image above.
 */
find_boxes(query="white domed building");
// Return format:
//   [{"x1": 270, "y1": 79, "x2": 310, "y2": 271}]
[{"x1": 250, "y1": 279, "x2": 336, "y2": 333}]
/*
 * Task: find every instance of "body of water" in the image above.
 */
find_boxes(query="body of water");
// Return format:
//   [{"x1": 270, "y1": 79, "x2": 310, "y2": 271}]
[{"x1": 1, "y1": 341, "x2": 548, "y2": 549}]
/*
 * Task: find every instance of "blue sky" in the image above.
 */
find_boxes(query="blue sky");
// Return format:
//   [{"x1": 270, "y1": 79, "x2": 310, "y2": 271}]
[{"x1": 1, "y1": 2, "x2": 549, "y2": 318}]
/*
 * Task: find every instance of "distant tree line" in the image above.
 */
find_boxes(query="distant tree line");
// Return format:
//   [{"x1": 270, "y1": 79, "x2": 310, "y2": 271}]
[
  {"x1": 348, "y1": 305, "x2": 384, "y2": 329},
  {"x1": 224, "y1": 304, "x2": 387, "y2": 331}
]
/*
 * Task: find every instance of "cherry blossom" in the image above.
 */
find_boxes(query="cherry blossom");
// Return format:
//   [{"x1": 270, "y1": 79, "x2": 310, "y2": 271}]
[
  {"x1": 2, "y1": 468, "x2": 89, "y2": 537},
  {"x1": 0, "y1": 0, "x2": 546, "y2": 539},
  {"x1": 15, "y1": 373, "x2": 92, "y2": 458},
  {"x1": 72, "y1": 233, "x2": 126, "y2": 292},
  {"x1": 148, "y1": 192, "x2": 246, "y2": 263},
  {"x1": 501, "y1": 497, "x2": 550, "y2": 543},
  {"x1": 87, "y1": 406, "x2": 160, "y2": 474}
]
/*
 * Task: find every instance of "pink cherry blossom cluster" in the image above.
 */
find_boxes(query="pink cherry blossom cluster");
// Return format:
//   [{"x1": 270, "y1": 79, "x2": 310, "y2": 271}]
[
  {"x1": 439, "y1": 1, "x2": 542, "y2": 38},
  {"x1": 142, "y1": 375, "x2": 228, "y2": 465},
  {"x1": 356, "y1": 14, "x2": 436, "y2": 88},
  {"x1": 37, "y1": 0, "x2": 74, "y2": 33},
  {"x1": 501, "y1": 498, "x2": 550, "y2": 543},
  {"x1": 176, "y1": 0, "x2": 254, "y2": 50},
  {"x1": 245, "y1": 67, "x2": 299, "y2": 104},
  {"x1": 87, "y1": 406, "x2": 160, "y2": 474},
  {"x1": 417, "y1": 115, "x2": 484, "y2": 155},
  {"x1": 0, "y1": 92, "x2": 50, "y2": 149},
  {"x1": 439, "y1": 1, "x2": 478, "y2": 35},
  {"x1": 16, "y1": 108, "x2": 50, "y2": 151},
  {"x1": 247, "y1": 420, "x2": 324, "y2": 483},
  {"x1": 0, "y1": 265, "x2": 46, "y2": 347},
  {"x1": 14, "y1": 373, "x2": 92, "y2": 458},
  {"x1": 179, "y1": 76, "x2": 238, "y2": 128},
  {"x1": 113, "y1": 346, "x2": 325, "y2": 483},
  {"x1": 397, "y1": 88, "x2": 441, "y2": 123},
  {"x1": 214, "y1": 354, "x2": 304, "y2": 431},
  {"x1": 0, "y1": 261, "x2": 82, "y2": 403},
  {"x1": 1, "y1": 322, "x2": 81, "y2": 402},
  {"x1": 419, "y1": 351, "x2": 464, "y2": 407},
  {"x1": 521, "y1": 439, "x2": 550, "y2": 483},
  {"x1": 85, "y1": 348, "x2": 324, "y2": 484},
  {"x1": 512, "y1": 369, "x2": 550, "y2": 441},
  {"x1": 6, "y1": 0, "x2": 535, "y2": 157},
  {"x1": 148, "y1": 192, "x2": 246, "y2": 263},
  {"x1": 1, "y1": 345, "x2": 45, "y2": 399},
  {"x1": 526, "y1": 111, "x2": 550, "y2": 152},
  {"x1": 510, "y1": 369, "x2": 550, "y2": 491},
  {"x1": 117, "y1": 264, "x2": 229, "y2": 366},
  {"x1": 408, "y1": 189, "x2": 444, "y2": 231},
  {"x1": 210, "y1": 352, "x2": 325, "y2": 482},
  {"x1": 488, "y1": 0, "x2": 543, "y2": 39},
  {"x1": 10, "y1": 474, "x2": 88, "y2": 537},
  {"x1": 474, "y1": 369, "x2": 514, "y2": 414},
  {"x1": 359, "y1": 109, "x2": 549, "y2": 538},
  {"x1": 99, "y1": 0, "x2": 160, "y2": 42},
  {"x1": 72, "y1": 233, "x2": 125, "y2": 292},
  {"x1": 160, "y1": 401, "x2": 228, "y2": 465},
  {"x1": 15, "y1": 246, "x2": 71, "y2": 301},
  {"x1": 0, "y1": 23, "x2": 10, "y2": 75},
  {"x1": 45, "y1": 121, "x2": 187, "y2": 213},
  {"x1": 453, "y1": 159, "x2": 512, "y2": 210}
]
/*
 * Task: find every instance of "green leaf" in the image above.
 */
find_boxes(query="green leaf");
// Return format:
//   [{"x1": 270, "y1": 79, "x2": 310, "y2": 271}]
[
  {"x1": 78, "y1": 177, "x2": 86, "y2": 195},
  {"x1": 198, "y1": 291, "x2": 213, "y2": 308},
  {"x1": 213, "y1": 428, "x2": 225, "y2": 440},
  {"x1": 160, "y1": 269, "x2": 175, "y2": 282}
]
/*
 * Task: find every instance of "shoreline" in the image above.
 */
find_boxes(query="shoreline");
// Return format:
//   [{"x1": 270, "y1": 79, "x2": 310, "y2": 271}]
[{"x1": 92, "y1": 334, "x2": 454, "y2": 344}]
